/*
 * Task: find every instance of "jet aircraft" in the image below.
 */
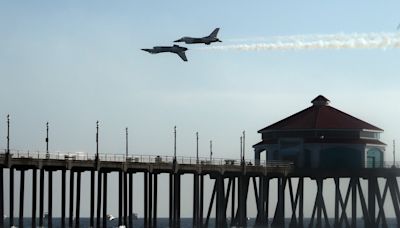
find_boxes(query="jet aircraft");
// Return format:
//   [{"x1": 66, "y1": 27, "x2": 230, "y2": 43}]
[
  {"x1": 174, "y1": 28, "x2": 222, "y2": 45},
  {"x1": 141, "y1": 45, "x2": 188, "y2": 61}
]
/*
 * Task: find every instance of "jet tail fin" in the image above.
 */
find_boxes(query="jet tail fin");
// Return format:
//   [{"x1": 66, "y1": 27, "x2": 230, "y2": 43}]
[
  {"x1": 208, "y1": 28, "x2": 220, "y2": 38},
  {"x1": 177, "y1": 51, "x2": 188, "y2": 62}
]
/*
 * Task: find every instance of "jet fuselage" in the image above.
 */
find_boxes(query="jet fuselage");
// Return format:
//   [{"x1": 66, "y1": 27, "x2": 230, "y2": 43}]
[{"x1": 141, "y1": 45, "x2": 188, "y2": 61}]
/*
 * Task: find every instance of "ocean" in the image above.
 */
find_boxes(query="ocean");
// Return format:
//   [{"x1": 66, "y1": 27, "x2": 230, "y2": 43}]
[{"x1": 2, "y1": 218, "x2": 399, "y2": 228}]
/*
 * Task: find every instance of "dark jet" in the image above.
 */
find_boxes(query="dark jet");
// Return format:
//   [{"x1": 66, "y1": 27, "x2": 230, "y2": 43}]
[
  {"x1": 141, "y1": 45, "x2": 188, "y2": 61},
  {"x1": 174, "y1": 28, "x2": 222, "y2": 45}
]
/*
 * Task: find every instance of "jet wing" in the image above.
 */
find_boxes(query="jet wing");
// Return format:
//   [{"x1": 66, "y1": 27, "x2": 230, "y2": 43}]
[{"x1": 176, "y1": 51, "x2": 188, "y2": 62}]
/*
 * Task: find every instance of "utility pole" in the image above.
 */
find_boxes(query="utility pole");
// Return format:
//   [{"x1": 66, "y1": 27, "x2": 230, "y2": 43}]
[
  {"x1": 393, "y1": 140, "x2": 396, "y2": 167},
  {"x1": 46, "y1": 122, "x2": 49, "y2": 158},
  {"x1": 126, "y1": 127, "x2": 128, "y2": 158},
  {"x1": 96, "y1": 121, "x2": 99, "y2": 160},
  {"x1": 196, "y1": 132, "x2": 199, "y2": 164},
  {"x1": 240, "y1": 136, "x2": 243, "y2": 164},
  {"x1": 6, "y1": 115, "x2": 10, "y2": 155},
  {"x1": 210, "y1": 140, "x2": 213, "y2": 161},
  {"x1": 242, "y1": 131, "x2": 246, "y2": 162},
  {"x1": 174, "y1": 126, "x2": 177, "y2": 162}
]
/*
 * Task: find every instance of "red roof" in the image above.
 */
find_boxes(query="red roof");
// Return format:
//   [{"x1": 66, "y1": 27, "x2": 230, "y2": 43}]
[
  {"x1": 258, "y1": 96, "x2": 383, "y2": 132},
  {"x1": 253, "y1": 138, "x2": 386, "y2": 147}
]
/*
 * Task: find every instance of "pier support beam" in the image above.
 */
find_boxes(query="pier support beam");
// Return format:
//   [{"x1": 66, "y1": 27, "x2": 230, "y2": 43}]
[
  {"x1": 61, "y1": 169, "x2": 65, "y2": 228},
  {"x1": 119, "y1": 171, "x2": 123, "y2": 227},
  {"x1": 153, "y1": 173, "x2": 158, "y2": 228},
  {"x1": 144, "y1": 172, "x2": 148, "y2": 228},
  {"x1": 10, "y1": 167, "x2": 14, "y2": 227},
  {"x1": 215, "y1": 175, "x2": 227, "y2": 228},
  {"x1": 230, "y1": 177, "x2": 236, "y2": 227},
  {"x1": 124, "y1": 172, "x2": 128, "y2": 226},
  {"x1": 288, "y1": 177, "x2": 304, "y2": 228},
  {"x1": 39, "y1": 168, "x2": 44, "y2": 227},
  {"x1": 193, "y1": 173, "x2": 200, "y2": 227},
  {"x1": 176, "y1": 174, "x2": 181, "y2": 228},
  {"x1": 103, "y1": 172, "x2": 108, "y2": 228},
  {"x1": 75, "y1": 171, "x2": 81, "y2": 228},
  {"x1": 234, "y1": 175, "x2": 249, "y2": 227},
  {"x1": 0, "y1": 168, "x2": 3, "y2": 228},
  {"x1": 96, "y1": 171, "x2": 102, "y2": 228},
  {"x1": 69, "y1": 171, "x2": 74, "y2": 227},
  {"x1": 32, "y1": 168, "x2": 37, "y2": 228},
  {"x1": 351, "y1": 177, "x2": 357, "y2": 228},
  {"x1": 90, "y1": 170, "x2": 94, "y2": 228},
  {"x1": 129, "y1": 172, "x2": 133, "y2": 228},
  {"x1": 388, "y1": 176, "x2": 400, "y2": 226},
  {"x1": 368, "y1": 177, "x2": 377, "y2": 228},
  {"x1": 19, "y1": 169, "x2": 25, "y2": 228},
  {"x1": 309, "y1": 178, "x2": 329, "y2": 228},
  {"x1": 272, "y1": 177, "x2": 286, "y2": 227},
  {"x1": 200, "y1": 174, "x2": 204, "y2": 228},
  {"x1": 48, "y1": 171, "x2": 53, "y2": 228},
  {"x1": 171, "y1": 173, "x2": 181, "y2": 228},
  {"x1": 256, "y1": 176, "x2": 270, "y2": 226},
  {"x1": 144, "y1": 172, "x2": 158, "y2": 228},
  {"x1": 169, "y1": 173, "x2": 173, "y2": 228}
]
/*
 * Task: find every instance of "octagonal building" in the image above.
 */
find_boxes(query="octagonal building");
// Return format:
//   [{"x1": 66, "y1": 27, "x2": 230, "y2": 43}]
[{"x1": 253, "y1": 95, "x2": 386, "y2": 168}]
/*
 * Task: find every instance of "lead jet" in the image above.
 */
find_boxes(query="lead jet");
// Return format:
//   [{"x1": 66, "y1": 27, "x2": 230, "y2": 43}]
[
  {"x1": 141, "y1": 45, "x2": 188, "y2": 61},
  {"x1": 174, "y1": 28, "x2": 222, "y2": 45}
]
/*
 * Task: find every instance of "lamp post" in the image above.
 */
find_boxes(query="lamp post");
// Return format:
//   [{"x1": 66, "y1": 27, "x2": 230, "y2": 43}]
[
  {"x1": 126, "y1": 127, "x2": 128, "y2": 159},
  {"x1": 96, "y1": 121, "x2": 99, "y2": 160},
  {"x1": 393, "y1": 140, "x2": 396, "y2": 167},
  {"x1": 240, "y1": 136, "x2": 243, "y2": 164},
  {"x1": 242, "y1": 131, "x2": 245, "y2": 162},
  {"x1": 173, "y1": 126, "x2": 177, "y2": 163},
  {"x1": 6, "y1": 115, "x2": 10, "y2": 155},
  {"x1": 46, "y1": 122, "x2": 49, "y2": 158},
  {"x1": 196, "y1": 132, "x2": 199, "y2": 164},
  {"x1": 210, "y1": 140, "x2": 213, "y2": 161}
]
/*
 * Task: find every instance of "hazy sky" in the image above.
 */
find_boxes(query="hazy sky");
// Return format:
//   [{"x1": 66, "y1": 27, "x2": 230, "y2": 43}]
[{"x1": 1, "y1": 1, "x2": 400, "y2": 218}]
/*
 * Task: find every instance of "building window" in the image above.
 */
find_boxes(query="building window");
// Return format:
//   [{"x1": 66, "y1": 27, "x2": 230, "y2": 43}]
[{"x1": 360, "y1": 131, "x2": 380, "y2": 140}]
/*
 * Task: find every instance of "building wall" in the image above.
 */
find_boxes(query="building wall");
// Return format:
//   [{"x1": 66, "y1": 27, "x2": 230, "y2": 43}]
[
  {"x1": 257, "y1": 143, "x2": 369, "y2": 168},
  {"x1": 365, "y1": 146, "x2": 385, "y2": 168}
]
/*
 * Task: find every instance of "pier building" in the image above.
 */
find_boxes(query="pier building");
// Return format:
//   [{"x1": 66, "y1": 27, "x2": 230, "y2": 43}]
[{"x1": 253, "y1": 95, "x2": 386, "y2": 168}]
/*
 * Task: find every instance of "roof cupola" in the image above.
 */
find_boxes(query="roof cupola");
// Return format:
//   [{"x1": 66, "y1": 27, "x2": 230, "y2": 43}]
[{"x1": 312, "y1": 95, "x2": 330, "y2": 106}]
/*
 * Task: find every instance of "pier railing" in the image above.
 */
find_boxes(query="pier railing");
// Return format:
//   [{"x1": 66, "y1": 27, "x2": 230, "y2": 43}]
[{"x1": 1, "y1": 149, "x2": 293, "y2": 168}]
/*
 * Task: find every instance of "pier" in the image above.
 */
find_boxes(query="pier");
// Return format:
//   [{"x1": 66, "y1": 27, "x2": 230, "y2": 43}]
[{"x1": 1, "y1": 150, "x2": 400, "y2": 228}]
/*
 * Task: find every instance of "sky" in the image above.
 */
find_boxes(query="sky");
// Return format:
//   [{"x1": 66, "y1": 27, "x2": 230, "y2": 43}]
[{"x1": 1, "y1": 0, "x2": 400, "y2": 219}]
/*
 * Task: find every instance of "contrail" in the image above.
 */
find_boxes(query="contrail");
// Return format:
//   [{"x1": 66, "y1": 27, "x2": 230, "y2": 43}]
[{"x1": 204, "y1": 32, "x2": 400, "y2": 51}]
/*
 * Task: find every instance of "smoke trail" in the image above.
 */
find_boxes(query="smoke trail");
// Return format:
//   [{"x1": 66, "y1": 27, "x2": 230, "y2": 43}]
[{"x1": 205, "y1": 32, "x2": 400, "y2": 51}]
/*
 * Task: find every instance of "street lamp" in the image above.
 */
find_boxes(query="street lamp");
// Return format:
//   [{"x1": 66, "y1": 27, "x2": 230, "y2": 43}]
[
  {"x1": 393, "y1": 140, "x2": 396, "y2": 167},
  {"x1": 46, "y1": 122, "x2": 49, "y2": 158},
  {"x1": 6, "y1": 115, "x2": 10, "y2": 155},
  {"x1": 242, "y1": 131, "x2": 245, "y2": 162},
  {"x1": 96, "y1": 121, "x2": 99, "y2": 160},
  {"x1": 173, "y1": 126, "x2": 177, "y2": 163},
  {"x1": 196, "y1": 132, "x2": 199, "y2": 164},
  {"x1": 126, "y1": 127, "x2": 129, "y2": 158},
  {"x1": 210, "y1": 140, "x2": 213, "y2": 161}
]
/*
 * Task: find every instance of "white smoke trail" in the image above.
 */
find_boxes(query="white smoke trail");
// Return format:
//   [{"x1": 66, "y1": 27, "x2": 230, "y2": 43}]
[{"x1": 205, "y1": 32, "x2": 400, "y2": 51}]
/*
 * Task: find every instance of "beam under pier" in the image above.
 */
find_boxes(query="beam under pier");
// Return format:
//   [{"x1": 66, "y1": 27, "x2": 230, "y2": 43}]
[
  {"x1": 48, "y1": 171, "x2": 53, "y2": 228},
  {"x1": 39, "y1": 168, "x2": 44, "y2": 227},
  {"x1": 32, "y1": 168, "x2": 37, "y2": 228},
  {"x1": 75, "y1": 171, "x2": 81, "y2": 228},
  {"x1": 96, "y1": 171, "x2": 102, "y2": 228},
  {"x1": 10, "y1": 167, "x2": 14, "y2": 227},
  {"x1": 103, "y1": 172, "x2": 108, "y2": 228},
  {"x1": 0, "y1": 168, "x2": 3, "y2": 228},
  {"x1": 19, "y1": 169, "x2": 25, "y2": 228}
]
